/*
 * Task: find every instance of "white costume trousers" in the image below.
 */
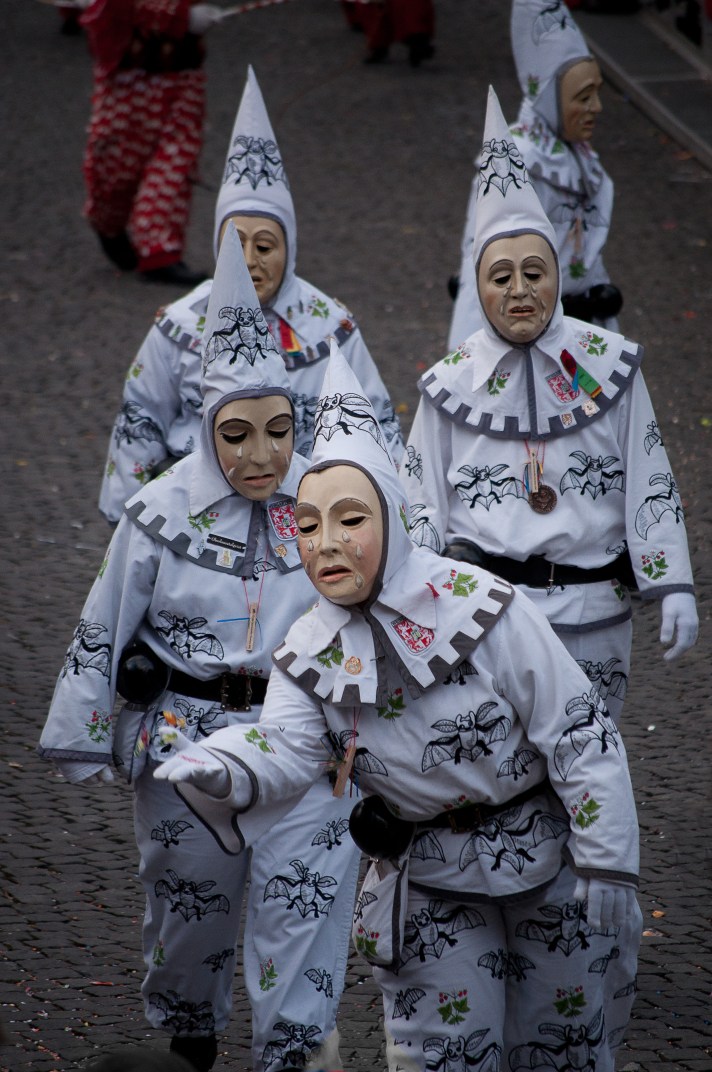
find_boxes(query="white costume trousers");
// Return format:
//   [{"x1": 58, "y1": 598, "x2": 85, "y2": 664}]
[
  {"x1": 374, "y1": 866, "x2": 642, "y2": 1072},
  {"x1": 134, "y1": 766, "x2": 361, "y2": 1071}
]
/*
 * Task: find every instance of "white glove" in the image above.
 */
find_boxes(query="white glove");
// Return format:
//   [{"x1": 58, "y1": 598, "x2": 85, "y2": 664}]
[
  {"x1": 54, "y1": 760, "x2": 115, "y2": 785},
  {"x1": 154, "y1": 727, "x2": 231, "y2": 798},
  {"x1": 573, "y1": 877, "x2": 636, "y2": 929},
  {"x1": 660, "y1": 592, "x2": 698, "y2": 661},
  {"x1": 189, "y1": 4, "x2": 225, "y2": 34}
]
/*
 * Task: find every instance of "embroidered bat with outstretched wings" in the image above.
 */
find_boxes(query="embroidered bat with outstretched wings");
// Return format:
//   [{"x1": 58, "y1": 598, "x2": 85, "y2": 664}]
[
  {"x1": 459, "y1": 806, "x2": 568, "y2": 874},
  {"x1": 634, "y1": 472, "x2": 684, "y2": 538},
  {"x1": 422, "y1": 705, "x2": 511, "y2": 771},
  {"x1": 411, "y1": 829, "x2": 446, "y2": 863},
  {"x1": 577, "y1": 657, "x2": 628, "y2": 700},
  {"x1": 393, "y1": 987, "x2": 426, "y2": 1020},
  {"x1": 560, "y1": 452, "x2": 625, "y2": 499},
  {"x1": 554, "y1": 692, "x2": 620, "y2": 780},
  {"x1": 423, "y1": 1030, "x2": 501, "y2": 1072},
  {"x1": 114, "y1": 401, "x2": 163, "y2": 446}
]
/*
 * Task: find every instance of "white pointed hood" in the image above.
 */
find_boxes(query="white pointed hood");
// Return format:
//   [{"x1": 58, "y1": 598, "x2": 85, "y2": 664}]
[
  {"x1": 124, "y1": 224, "x2": 307, "y2": 577},
  {"x1": 473, "y1": 86, "x2": 562, "y2": 351},
  {"x1": 213, "y1": 65, "x2": 297, "y2": 295},
  {"x1": 196, "y1": 223, "x2": 294, "y2": 511},
  {"x1": 511, "y1": 0, "x2": 591, "y2": 135},
  {"x1": 272, "y1": 346, "x2": 514, "y2": 705}
]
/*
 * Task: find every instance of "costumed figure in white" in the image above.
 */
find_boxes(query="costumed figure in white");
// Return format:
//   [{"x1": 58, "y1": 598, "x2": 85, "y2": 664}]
[
  {"x1": 39, "y1": 228, "x2": 361, "y2": 1072},
  {"x1": 153, "y1": 345, "x2": 643, "y2": 1072},
  {"x1": 405, "y1": 87, "x2": 698, "y2": 725},
  {"x1": 99, "y1": 64, "x2": 403, "y2": 525},
  {"x1": 449, "y1": 0, "x2": 622, "y2": 349}
]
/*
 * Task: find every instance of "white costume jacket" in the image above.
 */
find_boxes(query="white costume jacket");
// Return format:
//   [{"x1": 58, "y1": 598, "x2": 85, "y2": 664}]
[
  {"x1": 181, "y1": 560, "x2": 640, "y2": 902},
  {"x1": 99, "y1": 278, "x2": 403, "y2": 524},
  {"x1": 41, "y1": 450, "x2": 316, "y2": 769},
  {"x1": 404, "y1": 318, "x2": 694, "y2": 636}
]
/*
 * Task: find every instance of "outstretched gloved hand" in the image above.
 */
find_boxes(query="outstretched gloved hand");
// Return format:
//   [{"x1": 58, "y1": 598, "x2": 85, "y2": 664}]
[
  {"x1": 573, "y1": 877, "x2": 637, "y2": 929},
  {"x1": 660, "y1": 592, "x2": 698, "y2": 661},
  {"x1": 189, "y1": 4, "x2": 226, "y2": 34},
  {"x1": 154, "y1": 726, "x2": 232, "y2": 798},
  {"x1": 54, "y1": 760, "x2": 115, "y2": 785}
]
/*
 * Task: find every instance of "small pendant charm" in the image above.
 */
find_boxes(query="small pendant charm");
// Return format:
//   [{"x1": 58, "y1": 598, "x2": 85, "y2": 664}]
[
  {"x1": 332, "y1": 742, "x2": 357, "y2": 798},
  {"x1": 245, "y1": 602, "x2": 259, "y2": 652},
  {"x1": 344, "y1": 656, "x2": 362, "y2": 675},
  {"x1": 528, "y1": 485, "x2": 558, "y2": 514}
]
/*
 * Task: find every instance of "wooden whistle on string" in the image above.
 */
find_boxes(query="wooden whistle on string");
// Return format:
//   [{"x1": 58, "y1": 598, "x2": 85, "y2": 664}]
[
  {"x1": 528, "y1": 448, "x2": 540, "y2": 494},
  {"x1": 245, "y1": 602, "x2": 259, "y2": 653},
  {"x1": 332, "y1": 743, "x2": 356, "y2": 799}
]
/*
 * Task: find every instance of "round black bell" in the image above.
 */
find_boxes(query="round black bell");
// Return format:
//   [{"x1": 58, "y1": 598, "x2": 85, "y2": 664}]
[
  {"x1": 442, "y1": 539, "x2": 485, "y2": 567},
  {"x1": 116, "y1": 641, "x2": 170, "y2": 704},
  {"x1": 349, "y1": 796, "x2": 415, "y2": 859}
]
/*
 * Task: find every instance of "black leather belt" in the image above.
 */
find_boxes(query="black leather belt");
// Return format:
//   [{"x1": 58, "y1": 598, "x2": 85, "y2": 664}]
[
  {"x1": 474, "y1": 550, "x2": 635, "y2": 590},
  {"x1": 418, "y1": 778, "x2": 551, "y2": 834},
  {"x1": 168, "y1": 668, "x2": 268, "y2": 711}
]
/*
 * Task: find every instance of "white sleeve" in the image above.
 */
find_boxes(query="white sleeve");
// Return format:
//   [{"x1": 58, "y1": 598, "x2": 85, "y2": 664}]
[
  {"x1": 98, "y1": 326, "x2": 183, "y2": 524},
  {"x1": 489, "y1": 592, "x2": 639, "y2": 882},
  {"x1": 38, "y1": 519, "x2": 160, "y2": 763},
  {"x1": 618, "y1": 374, "x2": 695, "y2": 599},
  {"x1": 175, "y1": 667, "x2": 333, "y2": 852},
  {"x1": 401, "y1": 397, "x2": 452, "y2": 555}
]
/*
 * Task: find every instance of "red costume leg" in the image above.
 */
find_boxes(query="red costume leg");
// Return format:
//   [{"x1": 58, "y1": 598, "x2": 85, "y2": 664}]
[
  {"x1": 83, "y1": 70, "x2": 151, "y2": 240},
  {"x1": 359, "y1": 2, "x2": 392, "y2": 56},
  {"x1": 128, "y1": 69, "x2": 206, "y2": 272},
  {"x1": 387, "y1": 0, "x2": 435, "y2": 40}
]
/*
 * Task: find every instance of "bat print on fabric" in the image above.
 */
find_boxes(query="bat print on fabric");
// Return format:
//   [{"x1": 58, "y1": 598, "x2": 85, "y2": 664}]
[
  {"x1": 455, "y1": 464, "x2": 527, "y2": 510},
  {"x1": 459, "y1": 807, "x2": 568, "y2": 874},
  {"x1": 400, "y1": 901, "x2": 485, "y2": 966},
  {"x1": 148, "y1": 990, "x2": 215, "y2": 1034},
  {"x1": 554, "y1": 691, "x2": 620, "y2": 780},
  {"x1": 155, "y1": 612, "x2": 225, "y2": 661},
  {"x1": 423, "y1": 1029, "x2": 501, "y2": 1072},
  {"x1": 154, "y1": 870, "x2": 229, "y2": 922},
  {"x1": 61, "y1": 619, "x2": 111, "y2": 679},
  {"x1": 263, "y1": 860, "x2": 337, "y2": 919}
]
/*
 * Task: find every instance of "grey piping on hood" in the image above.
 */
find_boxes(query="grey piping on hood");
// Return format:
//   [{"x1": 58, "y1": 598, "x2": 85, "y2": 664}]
[{"x1": 554, "y1": 54, "x2": 595, "y2": 142}]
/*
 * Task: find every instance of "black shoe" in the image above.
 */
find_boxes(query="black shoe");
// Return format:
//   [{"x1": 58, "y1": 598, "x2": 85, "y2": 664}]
[
  {"x1": 97, "y1": 231, "x2": 138, "y2": 271},
  {"x1": 141, "y1": 262, "x2": 208, "y2": 287},
  {"x1": 363, "y1": 46, "x2": 389, "y2": 64},
  {"x1": 407, "y1": 33, "x2": 435, "y2": 68},
  {"x1": 170, "y1": 1034, "x2": 218, "y2": 1072}
]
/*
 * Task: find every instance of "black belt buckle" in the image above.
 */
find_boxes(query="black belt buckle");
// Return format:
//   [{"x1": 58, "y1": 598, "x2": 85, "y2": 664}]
[
  {"x1": 447, "y1": 804, "x2": 483, "y2": 833},
  {"x1": 220, "y1": 673, "x2": 252, "y2": 712}
]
